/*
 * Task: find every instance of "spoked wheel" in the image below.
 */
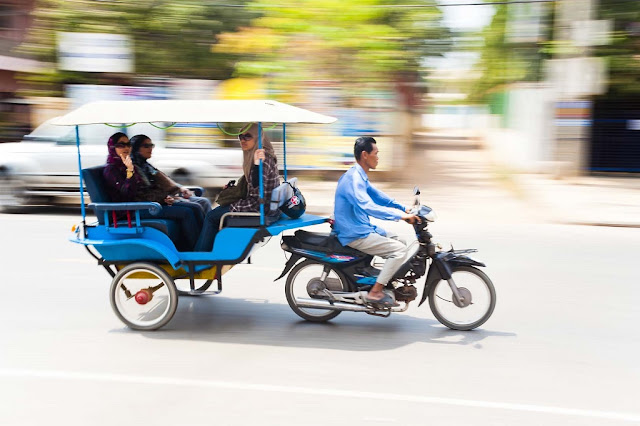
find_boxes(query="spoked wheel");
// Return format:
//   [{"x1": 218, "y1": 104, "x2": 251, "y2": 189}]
[
  {"x1": 110, "y1": 263, "x2": 178, "y2": 330},
  {"x1": 285, "y1": 260, "x2": 348, "y2": 322},
  {"x1": 428, "y1": 265, "x2": 496, "y2": 331}
]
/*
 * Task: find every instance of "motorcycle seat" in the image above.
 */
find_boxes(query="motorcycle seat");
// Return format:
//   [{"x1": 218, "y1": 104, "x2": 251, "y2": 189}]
[{"x1": 294, "y1": 230, "x2": 362, "y2": 256}]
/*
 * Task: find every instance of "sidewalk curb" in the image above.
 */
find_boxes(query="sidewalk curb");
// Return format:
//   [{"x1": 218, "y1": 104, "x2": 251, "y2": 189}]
[{"x1": 507, "y1": 172, "x2": 640, "y2": 228}]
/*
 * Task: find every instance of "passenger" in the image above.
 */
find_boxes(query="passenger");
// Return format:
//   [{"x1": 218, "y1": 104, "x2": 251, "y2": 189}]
[
  {"x1": 102, "y1": 132, "x2": 199, "y2": 252},
  {"x1": 194, "y1": 123, "x2": 280, "y2": 252},
  {"x1": 129, "y1": 134, "x2": 212, "y2": 229}
]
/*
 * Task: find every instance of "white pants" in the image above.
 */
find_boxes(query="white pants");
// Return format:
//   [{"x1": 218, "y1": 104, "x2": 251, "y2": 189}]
[{"x1": 347, "y1": 231, "x2": 407, "y2": 285}]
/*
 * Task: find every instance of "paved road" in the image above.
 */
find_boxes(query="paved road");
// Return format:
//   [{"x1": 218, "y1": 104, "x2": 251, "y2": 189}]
[{"x1": 1, "y1": 144, "x2": 639, "y2": 425}]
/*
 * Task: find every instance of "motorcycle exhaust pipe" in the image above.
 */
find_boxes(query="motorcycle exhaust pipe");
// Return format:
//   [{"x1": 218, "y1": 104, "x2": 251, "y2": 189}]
[{"x1": 295, "y1": 298, "x2": 371, "y2": 313}]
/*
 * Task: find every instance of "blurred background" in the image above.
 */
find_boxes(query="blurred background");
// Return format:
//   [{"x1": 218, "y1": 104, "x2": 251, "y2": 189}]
[{"x1": 0, "y1": 0, "x2": 638, "y2": 192}]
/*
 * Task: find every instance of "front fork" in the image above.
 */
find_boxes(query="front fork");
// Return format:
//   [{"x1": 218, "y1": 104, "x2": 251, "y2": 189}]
[{"x1": 418, "y1": 249, "x2": 485, "y2": 307}]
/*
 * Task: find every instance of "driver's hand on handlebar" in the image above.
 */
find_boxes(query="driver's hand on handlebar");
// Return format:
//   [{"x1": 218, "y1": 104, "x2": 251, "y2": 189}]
[{"x1": 401, "y1": 213, "x2": 421, "y2": 224}]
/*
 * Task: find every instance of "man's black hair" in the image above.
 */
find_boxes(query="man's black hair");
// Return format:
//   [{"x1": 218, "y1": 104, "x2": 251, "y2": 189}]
[{"x1": 354, "y1": 136, "x2": 377, "y2": 161}]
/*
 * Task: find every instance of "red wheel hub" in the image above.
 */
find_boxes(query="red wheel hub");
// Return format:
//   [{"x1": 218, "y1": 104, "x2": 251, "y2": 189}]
[{"x1": 134, "y1": 289, "x2": 152, "y2": 305}]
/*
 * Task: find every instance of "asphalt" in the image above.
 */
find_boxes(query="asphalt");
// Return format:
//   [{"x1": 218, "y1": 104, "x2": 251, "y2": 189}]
[{"x1": 298, "y1": 140, "x2": 640, "y2": 228}]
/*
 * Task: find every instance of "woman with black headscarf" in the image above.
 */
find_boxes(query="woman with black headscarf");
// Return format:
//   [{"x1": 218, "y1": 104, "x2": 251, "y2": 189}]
[
  {"x1": 129, "y1": 134, "x2": 211, "y2": 229},
  {"x1": 102, "y1": 132, "x2": 142, "y2": 202},
  {"x1": 102, "y1": 132, "x2": 199, "y2": 251}
]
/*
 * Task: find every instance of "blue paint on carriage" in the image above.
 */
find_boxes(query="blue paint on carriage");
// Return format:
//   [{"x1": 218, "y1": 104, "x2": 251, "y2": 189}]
[
  {"x1": 70, "y1": 224, "x2": 182, "y2": 268},
  {"x1": 70, "y1": 213, "x2": 331, "y2": 268},
  {"x1": 265, "y1": 213, "x2": 328, "y2": 235},
  {"x1": 180, "y1": 227, "x2": 260, "y2": 262}
]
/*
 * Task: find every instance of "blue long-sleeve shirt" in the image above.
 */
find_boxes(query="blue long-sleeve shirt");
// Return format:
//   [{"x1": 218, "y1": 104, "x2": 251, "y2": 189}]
[{"x1": 333, "y1": 164, "x2": 406, "y2": 245}]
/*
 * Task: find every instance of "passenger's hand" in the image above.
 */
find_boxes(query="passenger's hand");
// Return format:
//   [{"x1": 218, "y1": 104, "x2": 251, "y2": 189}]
[
  {"x1": 120, "y1": 154, "x2": 134, "y2": 172},
  {"x1": 401, "y1": 214, "x2": 420, "y2": 224},
  {"x1": 164, "y1": 195, "x2": 175, "y2": 206},
  {"x1": 180, "y1": 187, "x2": 193, "y2": 198},
  {"x1": 253, "y1": 149, "x2": 265, "y2": 165}
]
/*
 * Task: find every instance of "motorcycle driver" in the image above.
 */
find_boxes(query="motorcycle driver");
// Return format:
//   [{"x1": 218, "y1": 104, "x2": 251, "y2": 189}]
[{"x1": 333, "y1": 136, "x2": 419, "y2": 306}]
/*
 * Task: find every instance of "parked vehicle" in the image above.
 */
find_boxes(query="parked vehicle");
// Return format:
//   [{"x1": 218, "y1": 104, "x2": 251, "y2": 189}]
[
  {"x1": 278, "y1": 187, "x2": 496, "y2": 331},
  {"x1": 0, "y1": 118, "x2": 242, "y2": 211}
]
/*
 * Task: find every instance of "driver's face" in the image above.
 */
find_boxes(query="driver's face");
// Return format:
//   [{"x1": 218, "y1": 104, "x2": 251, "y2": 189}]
[{"x1": 364, "y1": 144, "x2": 379, "y2": 170}]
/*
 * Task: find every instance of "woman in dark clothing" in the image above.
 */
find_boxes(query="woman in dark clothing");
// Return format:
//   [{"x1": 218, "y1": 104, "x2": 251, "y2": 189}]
[
  {"x1": 102, "y1": 132, "x2": 142, "y2": 202},
  {"x1": 129, "y1": 134, "x2": 211, "y2": 229},
  {"x1": 102, "y1": 132, "x2": 198, "y2": 252},
  {"x1": 194, "y1": 123, "x2": 281, "y2": 252}
]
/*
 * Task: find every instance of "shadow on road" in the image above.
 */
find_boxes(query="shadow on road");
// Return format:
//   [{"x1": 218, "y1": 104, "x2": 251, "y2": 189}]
[{"x1": 112, "y1": 295, "x2": 514, "y2": 351}]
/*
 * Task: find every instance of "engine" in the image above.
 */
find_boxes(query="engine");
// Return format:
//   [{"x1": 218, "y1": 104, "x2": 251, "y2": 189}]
[{"x1": 394, "y1": 284, "x2": 418, "y2": 303}]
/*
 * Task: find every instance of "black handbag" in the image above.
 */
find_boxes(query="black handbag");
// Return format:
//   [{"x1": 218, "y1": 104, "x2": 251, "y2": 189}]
[{"x1": 216, "y1": 175, "x2": 248, "y2": 206}]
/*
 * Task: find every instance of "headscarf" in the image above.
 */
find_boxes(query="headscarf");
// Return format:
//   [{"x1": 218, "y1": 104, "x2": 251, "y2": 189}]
[
  {"x1": 106, "y1": 132, "x2": 128, "y2": 166},
  {"x1": 242, "y1": 123, "x2": 275, "y2": 181},
  {"x1": 130, "y1": 134, "x2": 157, "y2": 187}
]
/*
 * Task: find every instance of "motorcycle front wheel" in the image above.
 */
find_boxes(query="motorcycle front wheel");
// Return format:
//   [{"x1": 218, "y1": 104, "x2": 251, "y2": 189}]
[
  {"x1": 427, "y1": 265, "x2": 496, "y2": 331},
  {"x1": 285, "y1": 260, "x2": 348, "y2": 322}
]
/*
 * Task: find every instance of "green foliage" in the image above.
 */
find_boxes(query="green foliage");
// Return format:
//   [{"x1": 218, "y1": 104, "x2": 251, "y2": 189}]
[
  {"x1": 468, "y1": 4, "x2": 553, "y2": 103},
  {"x1": 596, "y1": 2, "x2": 640, "y2": 95},
  {"x1": 214, "y1": 0, "x2": 450, "y2": 101},
  {"x1": 18, "y1": 0, "x2": 259, "y2": 96}
]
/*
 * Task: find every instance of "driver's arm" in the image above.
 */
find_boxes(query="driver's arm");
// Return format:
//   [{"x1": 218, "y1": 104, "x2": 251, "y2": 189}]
[
  {"x1": 352, "y1": 175, "x2": 403, "y2": 221},
  {"x1": 367, "y1": 185, "x2": 406, "y2": 212}
]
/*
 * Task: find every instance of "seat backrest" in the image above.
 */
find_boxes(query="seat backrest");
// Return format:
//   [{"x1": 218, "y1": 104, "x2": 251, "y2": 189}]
[
  {"x1": 82, "y1": 165, "x2": 110, "y2": 224},
  {"x1": 269, "y1": 177, "x2": 297, "y2": 212},
  {"x1": 82, "y1": 165, "x2": 109, "y2": 203}
]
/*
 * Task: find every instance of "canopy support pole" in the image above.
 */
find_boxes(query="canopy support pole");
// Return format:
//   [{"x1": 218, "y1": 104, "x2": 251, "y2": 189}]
[
  {"x1": 258, "y1": 122, "x2": 264, "y2": 226},
  {"x1": 282, "y1": 123, "x2": 287, "y2": 181},
  {"x1": 75, "y1": 125, "x2": 87, "y2": 231}
]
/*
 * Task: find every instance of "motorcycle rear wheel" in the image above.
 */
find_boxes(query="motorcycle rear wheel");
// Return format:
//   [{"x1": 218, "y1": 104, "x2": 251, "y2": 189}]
[
  {"x1": 428, "y1": 265, "x2": 496, "y2": 331},
  {"x1": 285, "y1": 260, "x2": 348, "y2": 322}
]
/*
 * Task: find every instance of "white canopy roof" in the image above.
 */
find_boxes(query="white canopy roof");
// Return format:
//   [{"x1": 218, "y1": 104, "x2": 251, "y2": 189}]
[{"x1": 51, "y1": 99, "x2": 337, "y2": 126}]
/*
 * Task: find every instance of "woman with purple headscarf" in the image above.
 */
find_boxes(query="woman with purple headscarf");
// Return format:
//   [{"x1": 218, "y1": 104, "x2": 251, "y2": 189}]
[{"x1": 102, "y1": 132, "x2": 198, "y2": 251}]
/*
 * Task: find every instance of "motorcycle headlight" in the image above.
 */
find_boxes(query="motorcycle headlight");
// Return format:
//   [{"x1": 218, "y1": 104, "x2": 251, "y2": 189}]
[{"x1": 419, "y1": 205, "x2": 437, "y2": 222}]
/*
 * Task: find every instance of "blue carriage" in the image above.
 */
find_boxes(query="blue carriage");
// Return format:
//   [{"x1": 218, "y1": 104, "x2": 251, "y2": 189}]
[{"x1": 61, "y1": 100, "x2": 336, "y2": 330}]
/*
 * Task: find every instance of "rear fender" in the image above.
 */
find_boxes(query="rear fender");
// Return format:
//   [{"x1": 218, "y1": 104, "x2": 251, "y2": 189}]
[{"x1": 274, "y1": 254, "x2": 302, "y2": 281}]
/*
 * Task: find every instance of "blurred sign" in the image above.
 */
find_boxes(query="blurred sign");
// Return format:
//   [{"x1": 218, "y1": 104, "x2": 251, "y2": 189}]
[
  {"x1": 66, "y1": 84, "x2": 168, "y2": 109},
  {"x1": 628, "y1": 120, "x2": 640, "y2": 131},
  {"x1": 57, "y1": 32, "x2": 133, "y2": 73},
  {"x1": 218, "y1": 78, "x2": 266, "y2": 100},
  {"x1": 169, "y1": 79, "x2": 219, "y2": 100},
  {"x1": 546, "y1": 57, "x2": 607, "y2": 98},
  {"x1": 572, "y1": 20, "x2": 612, "y2": 47}
]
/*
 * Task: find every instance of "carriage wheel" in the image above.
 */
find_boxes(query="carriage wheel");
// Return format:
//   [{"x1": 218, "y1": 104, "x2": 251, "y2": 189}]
[{"x1": 110, "y1": 263, "x2": 178, "y2": 330}]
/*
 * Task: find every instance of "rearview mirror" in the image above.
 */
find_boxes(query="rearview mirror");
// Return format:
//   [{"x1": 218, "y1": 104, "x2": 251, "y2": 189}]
[{"x1": 413, "y1": 186, "x2": 420, "y2": 206}]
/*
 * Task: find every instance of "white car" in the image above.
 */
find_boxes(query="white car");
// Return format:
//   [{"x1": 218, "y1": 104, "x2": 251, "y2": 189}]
[{"x1": 0, "y1": 119, "x2": 243, "y2": 211}]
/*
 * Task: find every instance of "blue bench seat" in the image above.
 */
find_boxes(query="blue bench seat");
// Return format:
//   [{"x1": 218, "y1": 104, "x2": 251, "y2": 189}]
[{"x1": 82, "y1": 165, "x2": 181, "y2": 242}]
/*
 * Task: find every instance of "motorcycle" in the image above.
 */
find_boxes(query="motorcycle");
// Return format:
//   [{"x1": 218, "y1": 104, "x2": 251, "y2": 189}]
[{"x1": 276, "y1": 187, "x2": 496, "y2": 331}]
